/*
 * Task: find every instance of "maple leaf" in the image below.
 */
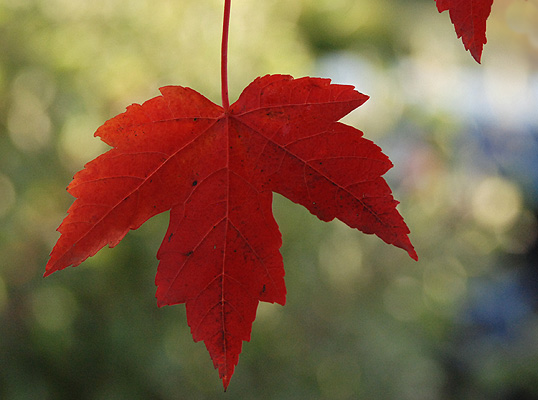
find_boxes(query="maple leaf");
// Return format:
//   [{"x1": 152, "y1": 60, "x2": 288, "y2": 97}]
[
  {"x1": 45, "y1": 74, "x2": 417, "y2": 389},
  {"x1": 435, "y1": 0, "x2": 494, "y2": 63}
]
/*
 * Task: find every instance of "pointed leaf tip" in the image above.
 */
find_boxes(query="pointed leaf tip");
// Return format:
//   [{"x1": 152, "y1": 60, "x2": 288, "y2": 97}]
[
  {"x1": 435, "y1": 0, "x2": 493, "y2": 63},
  {"x1": 222, "y1": 375, "x2": 230, "y2": 391}
]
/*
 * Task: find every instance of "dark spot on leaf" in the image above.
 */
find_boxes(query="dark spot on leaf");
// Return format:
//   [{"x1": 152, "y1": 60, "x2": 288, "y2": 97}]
[
  {"x1": 185, "y1": 251, "x2": 193, "y2": 256},
  {"x1": 168, "y1": 233, "x2": 174, "y2": 242},
  {"x1": 261, "y1": 284, "x2": 266, "y2": 294},
  {"x1": 192, "y1": 180, "x2": 198, "y2": 186}
]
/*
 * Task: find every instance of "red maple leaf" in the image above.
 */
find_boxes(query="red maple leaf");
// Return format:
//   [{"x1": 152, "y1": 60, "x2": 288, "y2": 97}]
[
  {"x1": 45, "y1": 74, "x2": 417, "y2": 388},
  {"x1": 435, "y1": 0, "x2": 494, "y2": 63}
]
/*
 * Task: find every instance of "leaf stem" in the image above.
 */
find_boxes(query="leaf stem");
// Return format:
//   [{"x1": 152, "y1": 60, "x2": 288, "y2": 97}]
[{"x1": 221, "y1": 0, "x2": 231, "y2": 111}]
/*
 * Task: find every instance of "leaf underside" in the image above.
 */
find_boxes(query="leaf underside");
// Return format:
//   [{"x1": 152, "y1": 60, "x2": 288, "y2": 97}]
[{"x1": 45, "y1": 74, "x2": 417, "y2": 389}]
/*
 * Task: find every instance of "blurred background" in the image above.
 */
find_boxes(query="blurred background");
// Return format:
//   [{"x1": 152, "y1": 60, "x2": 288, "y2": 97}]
[{"x1": 1, "y1": 0, "x2": 538, "y2": 398}]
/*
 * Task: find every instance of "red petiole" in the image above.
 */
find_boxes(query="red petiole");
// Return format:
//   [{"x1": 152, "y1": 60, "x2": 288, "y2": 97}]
[{"x1": 221, "y1": 0, "x2": 231, "y2": 111}]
